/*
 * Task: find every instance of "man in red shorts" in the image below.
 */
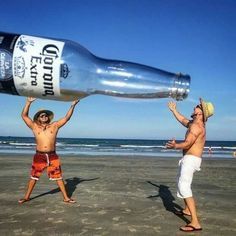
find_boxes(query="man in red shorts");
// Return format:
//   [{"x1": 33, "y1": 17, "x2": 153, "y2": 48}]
[{"x1": 18, "y1": 97, "x2": 79, "y2": 204}]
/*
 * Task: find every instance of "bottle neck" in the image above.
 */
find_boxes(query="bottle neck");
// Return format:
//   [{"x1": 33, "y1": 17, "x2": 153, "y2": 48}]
[{"x1": 92, "y1": 58, "x2": 190, "y2": 100}]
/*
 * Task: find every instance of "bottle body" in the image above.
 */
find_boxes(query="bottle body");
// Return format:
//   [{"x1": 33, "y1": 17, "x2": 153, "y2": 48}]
[{"x1": 0, "y1": 32, "x2": 190, "y2": 101}]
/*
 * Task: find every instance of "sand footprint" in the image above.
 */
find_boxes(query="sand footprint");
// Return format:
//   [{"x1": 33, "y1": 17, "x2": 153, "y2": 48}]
[
  {"x1": 51, "y1": 207, "x2": 65, "y2": 214},
  {"x1": 97, "y1": 209, "x2": 107, "y2": 215},
  {"x1": 128, "y1": 226, "x2": 137, "y2": 232},
  {"x1": 81, "y1": 218, "x2": 95, "y2": 225},
  {"x1": 112, "y1": 216, "x2": 121, "y2": 221},
  {"x1": 124, "y1": 208, "x2": 131, "y2": 213}
]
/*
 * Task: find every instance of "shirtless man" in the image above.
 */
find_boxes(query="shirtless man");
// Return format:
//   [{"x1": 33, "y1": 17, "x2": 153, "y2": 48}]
[
  {"x1": 19, "y1": 97, "x2": 79, "y2": 204},
  {"x1": 166, "y1": 98, "x2": 214, "y2": 232}
]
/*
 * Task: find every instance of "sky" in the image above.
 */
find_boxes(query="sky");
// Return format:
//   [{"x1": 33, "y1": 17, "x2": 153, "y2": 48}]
[{"x1": 0, "y1": 0, "x2": 235, "y2": 141}]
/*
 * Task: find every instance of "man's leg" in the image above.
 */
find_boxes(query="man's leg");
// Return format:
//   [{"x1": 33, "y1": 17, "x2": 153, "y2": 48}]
[
  {"x1": 182, "y1": 200, "x2": 191, "y2": 215},
  {"x1": 56, "y1": 179, "x2": 75, "y2": 203},
  {"x1": 180, "y1": 197, "x2": 201, "y2": 231},
  {"x1": 49, "y1": 156, "x2": 76, "y2": 203},
  {"x1": 18, "y1": 179, "x2": 37, "y2": 203},
  {"x1": 177, "y1": 156, "x2": 202, "y2": 230}
]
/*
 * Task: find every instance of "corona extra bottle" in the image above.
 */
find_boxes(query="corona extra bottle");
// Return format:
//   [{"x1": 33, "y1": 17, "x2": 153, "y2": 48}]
[{"x1": 0, "y1": 32, "x2": 190, "y2": 101}]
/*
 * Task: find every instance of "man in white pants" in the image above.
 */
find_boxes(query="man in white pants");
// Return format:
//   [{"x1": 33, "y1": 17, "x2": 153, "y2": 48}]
[{"x1": 166, "y1": 98, "x2": 214, "y2": 232}]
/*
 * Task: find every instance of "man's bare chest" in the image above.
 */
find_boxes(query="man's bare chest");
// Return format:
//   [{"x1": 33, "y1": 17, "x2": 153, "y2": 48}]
[{"x1": 33, "y1": 125, "x2": 57, "y2": 137}]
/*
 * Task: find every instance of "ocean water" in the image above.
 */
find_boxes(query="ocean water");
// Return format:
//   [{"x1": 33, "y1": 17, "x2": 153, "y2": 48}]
[{"x1": 0, "y1": 136, "x2": 235, "y2": 159}]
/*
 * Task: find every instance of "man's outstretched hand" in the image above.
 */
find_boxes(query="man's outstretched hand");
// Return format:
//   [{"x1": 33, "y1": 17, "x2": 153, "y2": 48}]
[
  {"x1": 166, "y1": 139, "x2": 176, "y2": 149},
  {"x1": 72, "y1": 99, "x2": 80, "y2": 106},
  {"x1": 27, "y1": 97, "x2": 36, "y2": 103}
]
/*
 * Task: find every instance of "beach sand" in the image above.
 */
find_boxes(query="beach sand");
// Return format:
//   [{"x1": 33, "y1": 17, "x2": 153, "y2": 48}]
[{"x1": 0, "y1": 154, "x2": 235, "y2": 235}]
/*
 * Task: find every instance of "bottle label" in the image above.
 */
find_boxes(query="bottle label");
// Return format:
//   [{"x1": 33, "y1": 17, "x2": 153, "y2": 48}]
[
  {"x1": 13, "y1": 35, "x2": 64, "y2": 98},
  {"x1": 0, "y1": 32, "x2": 19, "y2": 95}
]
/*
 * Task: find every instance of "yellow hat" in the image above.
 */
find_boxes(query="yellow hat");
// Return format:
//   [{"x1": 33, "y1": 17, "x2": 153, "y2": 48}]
[
  {"x1": 200, "y1": 98, "x2": 214, "y2": 122},
  {"x1": 33, "y1": 109, "x2": 54, "y2": 122}
]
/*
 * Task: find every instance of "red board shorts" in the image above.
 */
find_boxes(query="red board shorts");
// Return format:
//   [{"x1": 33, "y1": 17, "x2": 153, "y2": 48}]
[{"x1": 31, "y1": 151, "x2": 62, "y2": 181}]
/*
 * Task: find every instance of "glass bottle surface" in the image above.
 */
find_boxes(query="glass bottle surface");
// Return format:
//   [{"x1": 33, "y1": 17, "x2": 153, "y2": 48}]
[
  {"x1": 60, "y1": 40, "x2": 190, "y2": 101},
  {"x1": 0, "y1": 32, "x2": 190, "y2": 101}
]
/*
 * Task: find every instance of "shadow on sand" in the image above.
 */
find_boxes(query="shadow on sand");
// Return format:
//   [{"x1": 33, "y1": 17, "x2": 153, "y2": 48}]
[
  {"x1": 147, "y1": 181, "x2": 190, "y2": 224},
  {"x1": 30, "y1": 177, "x2": 99, "y2": 200}
]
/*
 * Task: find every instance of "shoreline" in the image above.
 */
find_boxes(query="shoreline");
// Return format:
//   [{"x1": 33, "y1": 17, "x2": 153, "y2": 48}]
[
  {"x1": 0, "y1": 151, "x2": 235, "y2": 160},
  {"x1": 0, "y1": 136, "x2": 235, "y2": 159},
  {"x1": 0, "y1": 154, "x2": 235, "y2": 235}
]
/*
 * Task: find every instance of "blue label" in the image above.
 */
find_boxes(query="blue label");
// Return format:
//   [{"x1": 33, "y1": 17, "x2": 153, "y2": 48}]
[
  {"x1": 0, "y1": 32, "x2": 19, "y2": 95},
  {"x1": 0, "y1": 49, "x2": 13, "y2": 80}
]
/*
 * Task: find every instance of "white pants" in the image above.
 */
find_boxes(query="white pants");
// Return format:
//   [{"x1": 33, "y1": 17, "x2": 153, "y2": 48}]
[{"x1": 177, "y1": 155, "x2": 202, "y2": 199}]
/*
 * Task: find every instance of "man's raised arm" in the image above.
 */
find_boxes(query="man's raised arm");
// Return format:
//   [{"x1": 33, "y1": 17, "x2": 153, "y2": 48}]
[
  {"x1": 21, "y1": 97, "x2": 36, "y2": 129},
  {"x1": 57, "y1": 99, "x2": 80, "y2": 128},
  {"x1": 168, "y1": 101, "x2": 190, "y2": 127}
]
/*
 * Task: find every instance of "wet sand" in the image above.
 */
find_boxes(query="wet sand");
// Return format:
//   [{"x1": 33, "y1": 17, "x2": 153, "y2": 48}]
[{"x1": 0, "y1": 154, "x2": 235, "y2": 235}]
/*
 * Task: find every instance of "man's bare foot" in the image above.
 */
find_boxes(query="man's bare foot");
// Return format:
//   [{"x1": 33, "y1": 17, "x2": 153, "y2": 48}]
[
  {"x1": 63, "y1": 198, "x2": 76, "y2": 204},
  {"x1": 18, "y1": 198, "x2": 30, "y2": 204},
  {"x1": 180, "y1": 224, "x2": 202, "y2": 232}
]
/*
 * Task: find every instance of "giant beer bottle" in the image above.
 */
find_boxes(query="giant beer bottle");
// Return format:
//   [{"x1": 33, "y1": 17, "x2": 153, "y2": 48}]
[{"x1": 0, "y1": 32, "x2": 190, "y2": 101}]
